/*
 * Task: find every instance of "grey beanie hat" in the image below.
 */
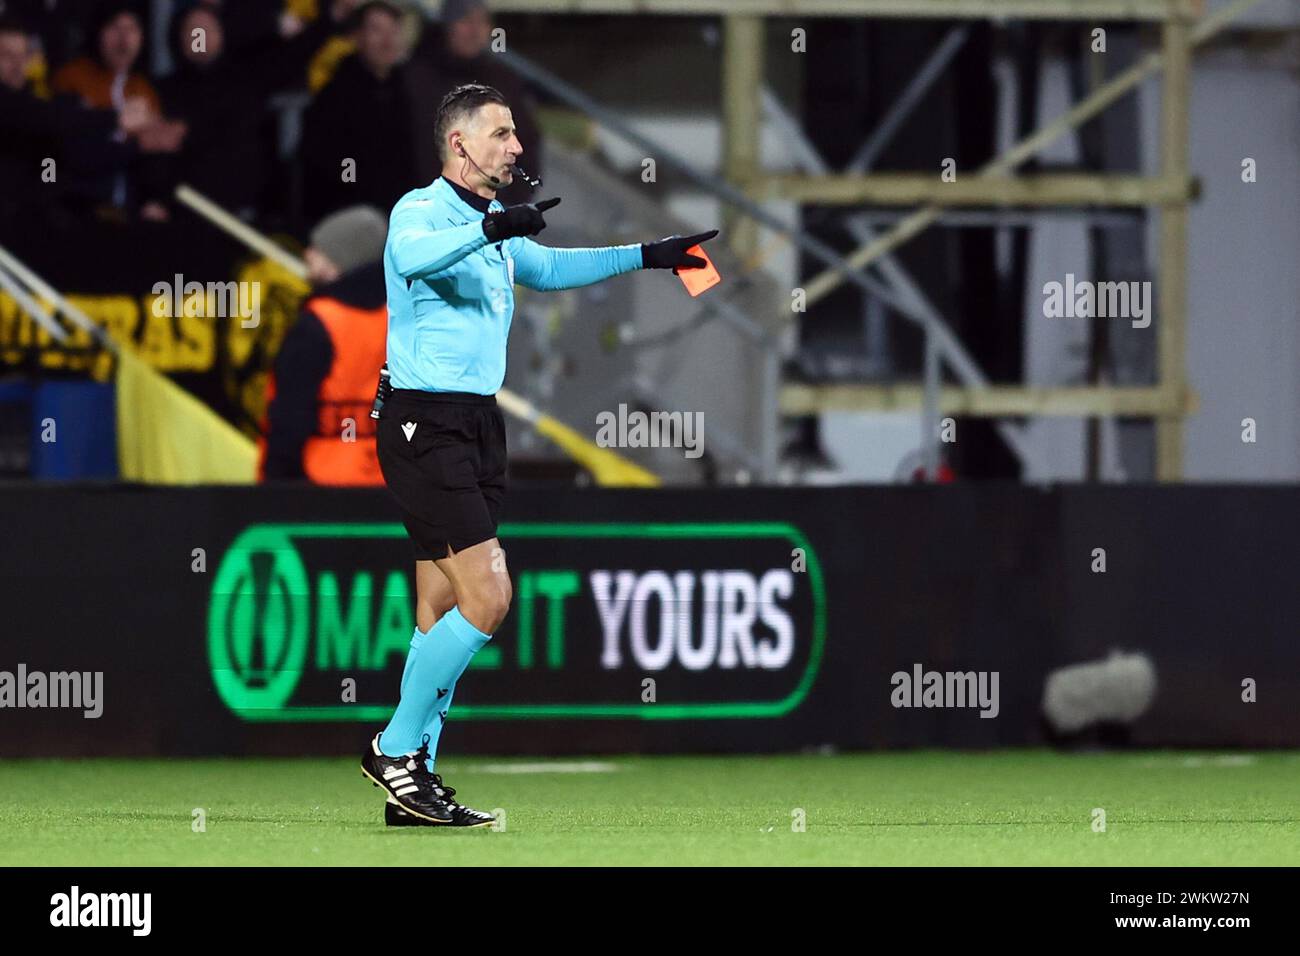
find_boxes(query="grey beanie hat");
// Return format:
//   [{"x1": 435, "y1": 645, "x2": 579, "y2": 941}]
[{"x1": 309, "y1": 206, "x2": 389, "y2": 275}]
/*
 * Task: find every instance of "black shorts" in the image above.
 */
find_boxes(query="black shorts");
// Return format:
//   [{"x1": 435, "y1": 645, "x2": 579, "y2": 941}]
[{"x1": 376, "y1": 389, "x2": 507, "y2": 560}]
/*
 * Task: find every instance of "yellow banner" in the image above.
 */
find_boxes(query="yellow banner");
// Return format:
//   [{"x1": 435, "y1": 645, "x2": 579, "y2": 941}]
[{"x1": 115, "y1": 345, "x2": 258, "y2": 484}]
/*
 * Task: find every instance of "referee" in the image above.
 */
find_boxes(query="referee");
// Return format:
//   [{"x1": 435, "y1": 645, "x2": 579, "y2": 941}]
[{"x1": 360, "y1": 83, "x2": 717, "y2": 827}]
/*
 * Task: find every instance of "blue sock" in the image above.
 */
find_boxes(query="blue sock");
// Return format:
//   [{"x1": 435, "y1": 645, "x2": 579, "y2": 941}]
[
  {"x1": 420, "y1": 683, "x2": 456, "y2": 772},
  {"x1": 397, "y1": 625, "x2": 457, "y2": 772},
  {"x1": 377, "y1": 626, "x2": 428, "y2": 759},
  {"x1": 398, "y1": 627, "x2": 427, "y2": 696},
  {"x1": 378, "y1": 607, "x2": 491, "y2": 758}
]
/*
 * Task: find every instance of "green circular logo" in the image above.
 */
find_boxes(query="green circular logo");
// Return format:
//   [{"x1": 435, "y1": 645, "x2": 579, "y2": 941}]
[{"x1": 208, "y1": 527, "x2": 310, "y2": 715}]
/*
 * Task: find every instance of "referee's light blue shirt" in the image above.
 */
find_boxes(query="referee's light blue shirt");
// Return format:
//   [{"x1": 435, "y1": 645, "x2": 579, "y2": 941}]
[{"x1": 383, "y1": 176, "x2": 644, "y2": 394}]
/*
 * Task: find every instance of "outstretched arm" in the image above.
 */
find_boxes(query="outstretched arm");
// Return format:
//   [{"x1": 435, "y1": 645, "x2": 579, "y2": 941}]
[{"x1": 511, "y1": 238, "x2": 644, "y2": 292}]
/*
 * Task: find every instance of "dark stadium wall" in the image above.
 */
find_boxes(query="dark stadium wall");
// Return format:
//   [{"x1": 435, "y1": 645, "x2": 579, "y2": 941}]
[{"x1": 1, "y1": 484, "x2": 1297, "y2": 756}]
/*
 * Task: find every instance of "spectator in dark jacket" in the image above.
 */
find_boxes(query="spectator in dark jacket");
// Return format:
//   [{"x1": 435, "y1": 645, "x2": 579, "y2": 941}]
[
  {"x1": 299, "y1": 0, "x2": 415, "y2": 221},
  {"x1": 0, "y1": 14, "x2": 154, "y2": 227},
  {"x1": 50, "y1": 1, "x2": 184, "y2": 219},
  {"x1": 405, "y1": 0, "x2": 541, "y2": 206},
  {"x1": 156, "y1": 1, "x2": 344, "y2": 220},
  {"x1": 261, "y1": 204, "x2": 389, "y2": 485}
]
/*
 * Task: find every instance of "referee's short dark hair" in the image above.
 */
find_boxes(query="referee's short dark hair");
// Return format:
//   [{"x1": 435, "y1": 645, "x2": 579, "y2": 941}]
[{"x1": 435, "y1": 83, "x2": 508, "y2": 163}]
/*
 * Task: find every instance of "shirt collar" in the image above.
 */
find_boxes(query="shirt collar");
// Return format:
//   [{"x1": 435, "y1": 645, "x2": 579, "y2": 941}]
[{"x1": 440, "y1": 175, "x2": 495, "y2": 215}]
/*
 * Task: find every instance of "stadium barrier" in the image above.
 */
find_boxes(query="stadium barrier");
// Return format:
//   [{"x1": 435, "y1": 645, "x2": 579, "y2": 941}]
[{"x1": 2, "y1": 483, "x2": 1296, "y2": 755}]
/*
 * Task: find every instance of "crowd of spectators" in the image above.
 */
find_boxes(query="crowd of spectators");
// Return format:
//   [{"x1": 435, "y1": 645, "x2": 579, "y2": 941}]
[{"x1": 0, "y1": 0, "x2": 543, "y2": 241}]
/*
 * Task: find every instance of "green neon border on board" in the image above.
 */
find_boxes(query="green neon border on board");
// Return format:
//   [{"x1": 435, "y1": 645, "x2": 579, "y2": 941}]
[{"x1": 210, "y1": 522, "x2": 827, "y2": 722}]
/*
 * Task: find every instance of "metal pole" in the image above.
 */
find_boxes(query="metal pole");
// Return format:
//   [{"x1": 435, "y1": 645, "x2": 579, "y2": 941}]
[
  {"x1": 1156, "y1": 12, "x2": 1192, "y2": 481},
  {"x1": 846, "y1": 25, "x2": 970, "y2": 173},
  {"x1": 0, "y1": 264, "x2": 69, "y2": 344},
  {"x1": 922, "y1": 325, "x2": 940, "y2": 480},
  {"x1": 759, "y1": 345, "x2": 780, "y2": 481},
  {"x1": 722, "y1": 15, "x2": 763, "y2": 260}
]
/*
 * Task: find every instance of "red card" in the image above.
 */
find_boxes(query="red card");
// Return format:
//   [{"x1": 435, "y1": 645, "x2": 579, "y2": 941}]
[{"x1": 676, "y1": 244, "x2": 721, "y2": 297}]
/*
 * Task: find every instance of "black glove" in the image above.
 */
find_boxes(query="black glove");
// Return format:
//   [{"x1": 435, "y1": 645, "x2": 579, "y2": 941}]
[
  {"x1": 482, "y1": 197, "x2": 561, "y2": 241},
  {"x1": 641, "y1": 229, "x2": 719, "y2": 271}
]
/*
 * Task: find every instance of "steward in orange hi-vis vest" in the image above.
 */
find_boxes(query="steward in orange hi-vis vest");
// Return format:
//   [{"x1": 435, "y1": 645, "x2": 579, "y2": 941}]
[{"x1": 259, "y1": 261, "x2": 387, "y2": 485}]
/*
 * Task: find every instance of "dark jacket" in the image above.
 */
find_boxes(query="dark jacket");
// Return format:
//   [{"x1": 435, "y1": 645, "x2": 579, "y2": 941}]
[
  {"x1": 0, "y1": 81, "x2": 134, "y2": 220},
  {"x1": 299, "y1": 54, "x2": 416, "y2": 222},
  {"x1": 262, "y1": 260, "x2": 387, "y2": 479},
  {"x1": 157, "y1": 8, "x2": 339, "y2": 217}
]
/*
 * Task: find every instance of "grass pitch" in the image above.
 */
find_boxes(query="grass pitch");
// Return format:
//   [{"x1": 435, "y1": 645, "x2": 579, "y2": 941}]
[{"x1": 2, "y1": 750, "x2": 1297, "y2": 866}]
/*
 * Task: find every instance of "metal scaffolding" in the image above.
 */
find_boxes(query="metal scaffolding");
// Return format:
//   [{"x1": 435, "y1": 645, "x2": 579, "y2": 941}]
[{"x1": 493, "y1": 0, "x2": 1265, "y2": 481}]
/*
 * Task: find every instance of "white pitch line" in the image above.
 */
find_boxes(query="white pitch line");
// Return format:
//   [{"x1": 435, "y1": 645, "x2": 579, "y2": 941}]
[
  {"x1": 1180, "y1": 755, "x2": 1257, "y2": 768},
  {"x1": 1137, "y1": 755, "x2": 1259, "y2": 768},
  {"x1": 451, "y1": 761, "x2": 624, "y2": 775}
]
